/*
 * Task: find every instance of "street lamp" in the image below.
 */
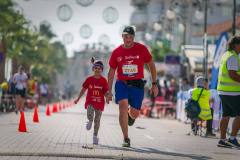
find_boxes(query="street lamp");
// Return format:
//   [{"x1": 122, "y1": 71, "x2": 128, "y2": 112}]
[
  {"x1": 166, "y1": 9, "x2": 176, "y2": 20},
  {"x1": 153, "y1": 22, "x2": 162, "y2": 32},
  {"x1": 145, "y1": 33, "x2": 153, "y2": 41},
  {"x1": 166, "y1": 33, "x2": 173, "y2": 41},
  {"x1": 57, "y1": 4, "x2": 73, "y2": 22},
  {"x1": 195, "y1": 10, "x2": 204, "y2": 20},
  {"x1": 178, "y1": 23, "x2": 185, "y2": 33}
]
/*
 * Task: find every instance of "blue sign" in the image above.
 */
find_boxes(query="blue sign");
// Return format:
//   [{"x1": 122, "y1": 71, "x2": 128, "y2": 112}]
[
  {"x1": 164, "y1": 55, "x2": 181, "y2": 64},
  {"x1": 210, "y1": 32, "x2": 228, "y2": 89}
]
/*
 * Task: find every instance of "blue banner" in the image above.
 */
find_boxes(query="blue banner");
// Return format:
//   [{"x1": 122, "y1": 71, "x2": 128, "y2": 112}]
[
  {"x1": 0, "y1": 52, "x2": 3, "y2": 63},
  {"x1": 210, "y1": 32, "x2": 228, "y2": 89}
]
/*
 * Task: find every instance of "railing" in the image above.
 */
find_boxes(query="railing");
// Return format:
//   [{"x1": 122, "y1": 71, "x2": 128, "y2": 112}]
[{"x1": 140, "y1": 96, "x2": 176, "y2": 118}]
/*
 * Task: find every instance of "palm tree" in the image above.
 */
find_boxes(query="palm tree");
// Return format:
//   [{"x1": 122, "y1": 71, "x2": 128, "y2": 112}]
[
  {"x1": 0, "y1": 0, "x2": 67, "y2": 84},
  {"x1": 0, "y1": 0, "x2": 29, "y2": 81}
]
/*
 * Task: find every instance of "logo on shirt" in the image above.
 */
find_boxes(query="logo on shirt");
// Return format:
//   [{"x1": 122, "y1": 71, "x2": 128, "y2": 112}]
[
  {"x1": 126, "y1": 60, "x2": 133, "y2": 64},
  {"x1": 117, "y1": 57, "x2": 123, "y2": 62},
  {"x1": 89, "y1": 85, "x2": 93, "y2": 89},
  {"x1": 94, "y1": 85, "x2": 103, "y2": 90},
  {"x1": 125, "y1": 55, "x2": 139, "y2": 60}
]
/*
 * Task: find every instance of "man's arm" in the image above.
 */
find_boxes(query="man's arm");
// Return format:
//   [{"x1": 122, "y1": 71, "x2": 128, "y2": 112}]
[
  {"x1": 146, "y1": 60, "x2": 158, "y2": 97},
  {"x1": 146, "y1": 60, "x2": 157, "y2": 83},
  {"x1": 229, "y1": 70, "x2": 240, "y2": 83}
]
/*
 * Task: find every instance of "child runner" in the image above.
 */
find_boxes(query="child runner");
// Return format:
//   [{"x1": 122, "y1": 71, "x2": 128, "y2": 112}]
[{"x1": 74, "y1": 57, "x2": 109, "y2": 145}]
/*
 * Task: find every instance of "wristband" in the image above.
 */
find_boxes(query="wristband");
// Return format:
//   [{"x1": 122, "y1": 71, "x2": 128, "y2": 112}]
[{"x1": 152, "y1": 82, "x2": 157, "y2": 85}]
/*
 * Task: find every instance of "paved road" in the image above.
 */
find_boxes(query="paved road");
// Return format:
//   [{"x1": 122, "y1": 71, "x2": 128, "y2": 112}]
[{"x1": 0, "y1": 100, "x2": 239, "y2": 160}]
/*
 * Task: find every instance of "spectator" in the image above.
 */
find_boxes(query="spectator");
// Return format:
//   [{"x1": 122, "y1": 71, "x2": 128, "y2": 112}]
[
  {"x1": 8, "y1": 73, "x2": 16, "y2": 95},
  {"x1": 188, "y1": 76, "x2": 213, "y2": 136},
  {"x1": 149, "y1": 79, "x2": 162, "y2": 117},
  {"x1": 163, "y1": 80, "x2": 170, "y2": 100},
  {"x1": 13, "y1": 66, "x2": 28, "y2": 114},
  {"x1": 180, "y1": 78, "x2": 191, "y2": 91},
  {"x1": 0, "y1": 79, "x2": 9, "y2": 95},
  {"x1": 40, "y1": 82, "x2": 48, "y2": 105}
]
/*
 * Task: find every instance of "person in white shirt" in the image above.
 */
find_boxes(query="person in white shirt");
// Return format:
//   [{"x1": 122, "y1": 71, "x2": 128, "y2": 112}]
[
  {"x1": 13, "y1": 66, "x2": 28, "y2": 114},
  {"x1": 40, "y1": 82, "x2": 48, "y2": 105}
]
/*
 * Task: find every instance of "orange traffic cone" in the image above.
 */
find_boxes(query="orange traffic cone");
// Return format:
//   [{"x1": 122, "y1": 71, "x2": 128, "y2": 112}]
[
  {"x1": 52, "y1": 103, "x2": 58, "y2": 113},
  {"x1": 59, "y1": 103, "x2": 62, "y2": 111},
  {"x1": 33, "y1": 106, "x2": 39, "y2": 123},
  {"x1": 46, "y1": 104, "x2": 51, "y2": 116},
  {"x1": 18, "y1": 111, "x2": 27, "y2": 132},
  {"x1": 52, "y1": 103, "x2": 55, "y2": 112}
]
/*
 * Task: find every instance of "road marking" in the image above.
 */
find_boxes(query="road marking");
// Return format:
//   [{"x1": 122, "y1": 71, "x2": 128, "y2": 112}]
[{"x1": 144, "y1": 134, "x2": 154, "y2": 140}]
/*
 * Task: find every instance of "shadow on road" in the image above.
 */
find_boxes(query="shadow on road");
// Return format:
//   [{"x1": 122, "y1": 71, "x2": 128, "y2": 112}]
[{"x1": 98, "y1": 144, "x2": 212, "y2": 160}]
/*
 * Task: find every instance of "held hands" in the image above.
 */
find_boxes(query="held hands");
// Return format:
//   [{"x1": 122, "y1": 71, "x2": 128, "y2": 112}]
[{"x1": 105, "y1": 91, "x2": 113, "y2": 104}]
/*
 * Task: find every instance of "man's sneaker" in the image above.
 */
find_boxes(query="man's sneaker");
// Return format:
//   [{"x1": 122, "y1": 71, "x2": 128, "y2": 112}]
[
  {"x1": 122, "y1": 138, "x2": 131, "y2": 147},
  {"x1": 93, "y1": 136, "x2": 99, "y2": 145},
  {"x1": 86, "y1": 121, "x2": 92, "y2": 130},
  {"x1": 128, "y1": 113, "x2": 135, "y2": 126},
  {"x1": 217, "y1": 139, "x2": 232, "y2": 148},
  {"x1": 228, "y1": 138, "x2": 240, "y2": 148}
]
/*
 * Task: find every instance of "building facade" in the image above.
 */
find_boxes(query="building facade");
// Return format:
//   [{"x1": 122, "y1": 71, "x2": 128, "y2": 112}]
[{"x1": 130, "y1": 0, "x2": 240, "y2": 50}]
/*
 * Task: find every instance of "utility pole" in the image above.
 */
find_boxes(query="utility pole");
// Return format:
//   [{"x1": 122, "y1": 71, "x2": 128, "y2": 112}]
[
  {"x1": 232, "y1": 0, "x2": 236, "y2": 36},
  {"x1": 203, "y1": 0, "x2": 208, "y2": 79}
]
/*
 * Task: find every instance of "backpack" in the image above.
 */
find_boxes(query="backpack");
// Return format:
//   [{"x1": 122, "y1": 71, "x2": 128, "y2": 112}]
[{"x1": 185, "y1": 88, "x2": 203, "y2": 120}]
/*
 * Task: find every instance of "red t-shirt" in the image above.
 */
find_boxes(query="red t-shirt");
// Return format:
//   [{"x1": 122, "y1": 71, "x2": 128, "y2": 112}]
[
  {"x1": 82, "y1": 76, "x2": 108, "y2": 111},
  {"x1": 109, "y1": 42, "x2": 152, "y2": 80}
]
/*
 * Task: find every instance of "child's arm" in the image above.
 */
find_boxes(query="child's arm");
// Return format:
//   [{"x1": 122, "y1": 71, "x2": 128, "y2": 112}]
[
  {"x1": 74, "y1": 87, "x2": 86, "y2": 104},
  {"x1": 104, "y1": 91, "x2": 110, "y2": 104}
]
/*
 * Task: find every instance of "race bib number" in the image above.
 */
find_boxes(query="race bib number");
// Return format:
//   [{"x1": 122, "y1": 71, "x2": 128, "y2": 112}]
[{"x1": 122, "y1": 65, "x2": 138, "y2": 76}]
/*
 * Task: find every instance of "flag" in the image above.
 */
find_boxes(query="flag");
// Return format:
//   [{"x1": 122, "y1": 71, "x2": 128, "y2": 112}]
[{"x1": 210, "y1": 32, "x2": 228, "y2": 89}]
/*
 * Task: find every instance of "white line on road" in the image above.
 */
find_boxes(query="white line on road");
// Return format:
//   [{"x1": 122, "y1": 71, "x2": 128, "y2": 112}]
[{"x1": 144, "y1": 134, "x2": 154, "y2": 140}]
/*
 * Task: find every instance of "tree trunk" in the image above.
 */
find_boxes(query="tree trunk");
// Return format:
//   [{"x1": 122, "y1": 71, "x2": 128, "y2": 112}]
[
  {"x1": 12, "y1": 57, "x2": 18, "y2": 75},
  {"x1": 0, "y1": 41, "x2": 6, "y2": 82}
]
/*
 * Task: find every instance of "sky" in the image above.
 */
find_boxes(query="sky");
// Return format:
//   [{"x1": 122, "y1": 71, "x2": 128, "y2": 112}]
[{"x1": 14, "y1": 0, "x2": 134, "y2": 57}]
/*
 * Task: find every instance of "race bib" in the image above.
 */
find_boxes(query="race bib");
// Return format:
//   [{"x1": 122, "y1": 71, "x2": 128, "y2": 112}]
[{"x1": 122, "y1": 64, "x2": 138, "y2": 76}]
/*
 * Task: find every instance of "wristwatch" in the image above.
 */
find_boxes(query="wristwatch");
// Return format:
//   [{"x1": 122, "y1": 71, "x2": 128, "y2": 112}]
[{"x1": 152, "y1": 82, "x2": 157, "y2": 85}]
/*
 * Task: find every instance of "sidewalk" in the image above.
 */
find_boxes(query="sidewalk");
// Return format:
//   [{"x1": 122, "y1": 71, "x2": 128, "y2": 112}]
[{"x1": 0, "y1": 100, "x2": 239, "y2": 160}]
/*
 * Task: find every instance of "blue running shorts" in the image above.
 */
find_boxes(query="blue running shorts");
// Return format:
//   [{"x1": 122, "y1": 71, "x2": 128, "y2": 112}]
[{"x1": 115, "y1": 80, "x2": 144, "y2": 110}]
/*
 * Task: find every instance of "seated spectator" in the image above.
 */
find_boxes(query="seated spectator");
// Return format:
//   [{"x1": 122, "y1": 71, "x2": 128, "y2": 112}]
[
  {"x1": 0, "y1": 79, "x2": 9, "y2": 95},
  {"x1": 188, "y1": 76, "x2": 214, "y2": 136}
]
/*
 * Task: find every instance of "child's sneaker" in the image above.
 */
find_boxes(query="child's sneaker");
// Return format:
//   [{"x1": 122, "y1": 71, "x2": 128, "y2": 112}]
[
  {"x1": 122, "y1": 138, "x2": 131, "y2": 147},
  {"x1": 93, "y1": 136, "x2": 99, "y2": 145},
  {"x1": 86, "y1": 121, "x2": 92, "y2": 130}
]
